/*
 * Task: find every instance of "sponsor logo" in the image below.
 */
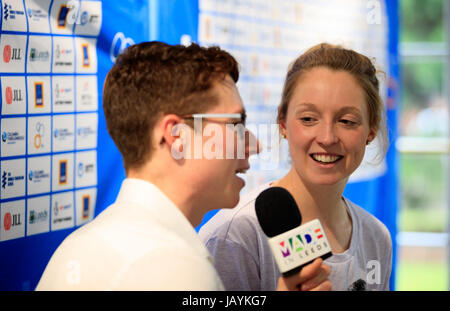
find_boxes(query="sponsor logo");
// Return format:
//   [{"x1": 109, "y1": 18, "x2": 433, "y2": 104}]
[
  {"x1": 34, "y1": 82, "x2": 44, "y2": 107},
  {"x1": 54, "y1": 44, "x2": 73, "y2": 67},
  {"x1": 3, "y1": 3, "x2": 25, "y2": 21},
  {"x1": 3, "y1": 44, "x2": 22, "y2": 63},
  {"x1": 53, "y1": 201, "x2": 72, "y2": 217},
  {"x1": 81, "y1": 44, "x2": 90, "y2": 67},
  {"x1": 5, "y1": 86, "x2": 23, "y2": 105},
  {"x1": 27, "y1": 8, "x2": 47, "y2": 20},
  {"x1": 3, "y1": 211, "x2": 21, "y2": 231},
  {"x1": 110, "y1": 32, "x2": 134, "y2": 63},
  {"x1": 3, "y1": 212, "x2": 11, "y2": 230},
  {"x1": 79, "y1": 11, "x2": 99, "y2": 25},
  {"x1": 54, "y1": 127, "x2": 73, "y2": 139},
  {"x1": 2, "y1": 170, "x2": 25, "y2": 189},
  {"x1": 77, "y1": 126, "x2": 95, "y2": 139},
  {"x1": 59, "y1": 160, "x2": 67, "y2": 185},
  {"x1": 278, "y1": 227, "x2": 327, "y2": 258},
  {"x1": 29, "y1": 47, "x2": 50, "y2": 62},
  {"x1": 33, "y1": 121, "x2": 46, "y2": 149},
  {"x1": 82, "y1": 195, "x2": 90, "y2": 220},
  {"x1": 28, "y1": 168, "x2": 49, "y2": 182},
  {"x1": 77, "y1": 162, "x2": 94, "y2": 178},
  {"x1": 2, "y1": 130, "x2": 25, "y2": 144},
  {"x1": 29, "y1": 209, "x2": 48, "y2": 225},
  {"x1": 54, "y1": 83, "x2": 73, "y2": 106},
  {"x1": 57, "y1": 5, "x2": 70, "y2": 28}
]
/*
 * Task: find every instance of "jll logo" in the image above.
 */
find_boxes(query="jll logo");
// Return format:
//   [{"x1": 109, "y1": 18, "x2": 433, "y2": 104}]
[
  {"x1": 5, "y1": 87, "x2": 23, "y2": 104},
  {"x1": 4, "y1": 212, "x2": 21, "y2": 231},
  {"x1": 3, "y1": 45, "x2": 22, "y2": 63}
]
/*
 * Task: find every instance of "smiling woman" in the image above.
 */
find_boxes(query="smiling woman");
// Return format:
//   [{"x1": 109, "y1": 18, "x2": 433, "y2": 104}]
[{"x1": 199, "y1": 43, "x2": 393, "y2": 291}]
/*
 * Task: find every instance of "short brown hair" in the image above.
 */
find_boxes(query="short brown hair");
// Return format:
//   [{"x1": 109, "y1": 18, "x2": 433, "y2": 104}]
[
  {"x1": 277, "y1": 43, "x2": 388, "y2": 161},
  {"x1": 103, "y1": 41, "x2": 239, "y2": 171}
]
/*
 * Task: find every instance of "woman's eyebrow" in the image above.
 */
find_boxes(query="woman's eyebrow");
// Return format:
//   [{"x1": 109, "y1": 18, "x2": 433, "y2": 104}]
[
  {"x1": 294, "y1": 102, "x2": 318, "y2": 112},
  {"x1": 338, "y1": 106, "x2": 362, "y2": 116}
]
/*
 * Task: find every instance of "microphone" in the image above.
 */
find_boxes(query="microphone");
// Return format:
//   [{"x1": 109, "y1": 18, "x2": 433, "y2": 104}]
[{"x1": 255, "y1": 187, "x2": 332, "y2": 276}]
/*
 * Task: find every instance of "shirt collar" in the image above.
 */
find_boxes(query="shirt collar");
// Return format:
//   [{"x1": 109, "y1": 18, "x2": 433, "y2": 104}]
[{"x1": 114, "y1": 178, "x2": 212, "y2": 259}]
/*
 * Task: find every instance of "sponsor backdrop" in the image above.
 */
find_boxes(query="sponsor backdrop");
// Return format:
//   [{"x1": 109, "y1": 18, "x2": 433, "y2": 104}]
[
  {"x1": 0, "y1": 0, "x2": 399, "y2": 290},
  {"x1": 0, "y1": 0, "x2": 148, "y2": 290}
]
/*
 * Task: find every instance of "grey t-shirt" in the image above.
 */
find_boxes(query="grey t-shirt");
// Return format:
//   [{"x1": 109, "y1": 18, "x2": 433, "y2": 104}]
[{"x1": 199, "y1": 183, "x2": 392, "y2": 291}]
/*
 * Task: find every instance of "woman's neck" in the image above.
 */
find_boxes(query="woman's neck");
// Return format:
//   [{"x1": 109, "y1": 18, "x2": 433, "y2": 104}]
[{"x1": 273, "y1": 168, "x2": 349, "y2": 229}]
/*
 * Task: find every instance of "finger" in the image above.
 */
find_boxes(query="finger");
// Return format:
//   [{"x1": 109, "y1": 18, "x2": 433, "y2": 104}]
[
  {"x1": 309, "y1": 280, "x2": 332, "y2": 291},
  {"x1": 281, "y1": 258, "x2": 323, "y2": 290},
  {"x1": 297, "y1": 258, "x2": 324, "y2": 283},
  {"x1": 300, "y1": 263, "x2": 331, "y2": 291}
]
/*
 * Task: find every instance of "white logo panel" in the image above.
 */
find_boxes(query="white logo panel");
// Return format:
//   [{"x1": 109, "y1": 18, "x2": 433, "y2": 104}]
[
  {"x1": 52, "y1": 36, "x2": 75, "y2": 73},
  {"x1": 76, "y1": 113, "x2": 97, "y2": 149},
  {"x1": 75, "y1": 187, "x2": 96, "y2": 226},
  {"x1": 53, "y1": 114, "x2": 75, "y2": 152},
  {"x1": 1, "y1": 118, "x2": 26, "y2": 157},
  {"x1": 49, "y1": 0, "x2": 74, "y2": 35},
  {"x1": 1, "y1": 159, "x2": 26, "y2": 200},
  {"x1": 1, "y1": 76, "x2": 26, "y2": 115},
  {"x1": 0, "y1": 200, "x2": 25, "y2": 242},
  {"x1": 75, "y1": 37, "x2": 97, "y2": 73},
  {"x1": 52, "y1": 152, "x2": 74, "y2": 192},
  {"x1": 51, "y1": 191, "x2": 74, "y2": 231},
  {"x1": 0, "y1": 35, "x2": 27, "y2": 73},
  {"x1": 27, "y1": 35, "x2": 52, "y2": 73},
  {"x1": 2, "y1": 0, "x2": 27, "y2": 32},
  {"x1": 75, "y1": 150, "x2": 96, "y2": 188},
  {"x1": 27, "y1": 195, "x2": 50, "y2": 236},
  {"x1": 74, "y1": 0, "x2": 102, "y2": 36},
  {"x1": 27, "y1": 75, "x2": 51, "y2": 114},
  {"x1": 75, "y1": 75, "x2": 98, "y2": 111},
  {"x1": 25, "y1": 0, "x2": 51, "y2": 34},
  {"x1": 52, "y1": 75, "x2": 74, "y2": 112},
  {"x1": 27, "y1": 116, "x2": 51, "y2": 155},
  {"x1": 27, "y1": 156, "x2": 51, "y2": 195}
]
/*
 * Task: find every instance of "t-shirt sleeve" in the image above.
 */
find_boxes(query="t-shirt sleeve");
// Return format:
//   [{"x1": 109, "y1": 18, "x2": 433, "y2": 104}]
[{"x1": 205, "y1": 236, "x2": 261, "y2": 291}]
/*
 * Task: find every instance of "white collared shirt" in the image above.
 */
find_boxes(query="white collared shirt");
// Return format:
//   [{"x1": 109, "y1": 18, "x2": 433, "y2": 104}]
[{"x1": 36, "y1": 178, "x2": 224, "y2": 290}]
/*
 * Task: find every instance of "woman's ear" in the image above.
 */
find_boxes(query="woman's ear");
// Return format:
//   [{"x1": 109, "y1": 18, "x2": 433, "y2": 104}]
[
  {"x1": 279, "y1": 119, "x2": 287, "y2": 138},
  {"x1": 366, "y1": 128, "x2": 377, "y2": 145}
]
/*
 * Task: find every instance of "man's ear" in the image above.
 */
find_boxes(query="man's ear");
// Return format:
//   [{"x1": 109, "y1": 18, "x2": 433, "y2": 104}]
[{"x1": 156, "y1": 114, "x2": 184, "y2": 147}]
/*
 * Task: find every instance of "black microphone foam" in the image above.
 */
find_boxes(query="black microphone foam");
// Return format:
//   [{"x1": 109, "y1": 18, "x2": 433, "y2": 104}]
[{"x1": 255, "y1": 187, "x2": 302, "y2": 238}]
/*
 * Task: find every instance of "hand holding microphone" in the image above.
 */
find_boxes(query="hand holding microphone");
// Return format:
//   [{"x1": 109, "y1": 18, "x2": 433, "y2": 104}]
[{"x1": 255, "y1": 187, "x2": 333, "y2": 291}]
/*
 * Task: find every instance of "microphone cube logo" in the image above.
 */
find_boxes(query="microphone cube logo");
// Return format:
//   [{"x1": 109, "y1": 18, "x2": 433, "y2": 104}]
[
  {"x1": 269, "y1": 220, "x2": 332, "y2": 273},
  {"x1": 278, "y1": 227, "x2": 326, "y2": 258}
]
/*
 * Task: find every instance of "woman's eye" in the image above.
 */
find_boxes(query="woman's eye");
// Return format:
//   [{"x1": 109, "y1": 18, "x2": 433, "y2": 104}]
[
  {"x1": 300, "y1": 117, "x2": 315, "y2": 124},
  {"x1": 340, "y1": 119, "x2": 357, "y2": 126}
]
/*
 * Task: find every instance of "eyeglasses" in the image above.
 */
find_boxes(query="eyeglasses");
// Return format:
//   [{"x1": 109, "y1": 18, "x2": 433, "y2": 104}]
[{"x1": 181, "y1": 112, "x2": 247, "y2": 126}]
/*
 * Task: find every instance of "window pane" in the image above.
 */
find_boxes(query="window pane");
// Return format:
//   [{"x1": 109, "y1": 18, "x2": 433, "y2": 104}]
[
  {"x1": 399, "y1": 153, "x2": 448, "y2": 232},
  {"x1": 400, "y1": 0, "x2": 445, "y2": 42},
  {"x1": 400, "y1": 59, "x2": 448, "y2": 137}
]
